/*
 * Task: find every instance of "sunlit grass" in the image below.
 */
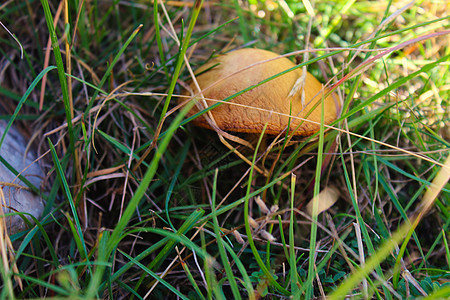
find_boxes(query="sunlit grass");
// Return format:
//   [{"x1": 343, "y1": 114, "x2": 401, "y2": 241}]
[{"x1": 0, "y1": 0, "x2": 448, "y2": 298}]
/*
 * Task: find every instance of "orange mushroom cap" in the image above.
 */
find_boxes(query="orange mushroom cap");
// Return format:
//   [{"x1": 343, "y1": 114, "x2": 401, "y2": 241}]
[{"x1": 182, "y1": 48, "x2": 340, "y2": 136}]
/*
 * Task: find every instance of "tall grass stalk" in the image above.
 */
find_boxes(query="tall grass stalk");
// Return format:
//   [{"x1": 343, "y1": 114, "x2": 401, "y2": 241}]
[{"x1": 1, "y1": 0, "x2": 448, "y2": 298}]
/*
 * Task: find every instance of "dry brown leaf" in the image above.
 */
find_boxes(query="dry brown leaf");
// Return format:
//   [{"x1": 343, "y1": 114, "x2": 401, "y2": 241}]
[{"x1": 305, "y1": 185, "x2": 340, "y2": 216}]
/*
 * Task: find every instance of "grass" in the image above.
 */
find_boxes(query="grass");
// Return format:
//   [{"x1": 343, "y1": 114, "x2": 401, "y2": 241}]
[{"x1": 0, "y1": 0, "x2": 449, "y2": 298}]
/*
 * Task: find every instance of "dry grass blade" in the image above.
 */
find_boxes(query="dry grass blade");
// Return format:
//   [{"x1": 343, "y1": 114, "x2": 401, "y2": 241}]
[
  {"x1": 2, "y1": 0, "x2": 448, "y2": 298},
  {"x1": 412, "y1": 154, "x2": 450, "y2": 225},
  {"x1": 179, "y1": 92, "x2": 447, "y2": 168},
  {"x1": 0, "y1": 189, "x2": 22, "y2": 292},
  {"x1": 39, "y1": 1, "x2": 63, "y2": 111}
]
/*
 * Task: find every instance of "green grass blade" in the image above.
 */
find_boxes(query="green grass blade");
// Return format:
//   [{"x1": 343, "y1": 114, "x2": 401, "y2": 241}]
[
  {"x1": 85, "y1": 24, "x2": 143, "y2": 113},
  {"x1": 305, "y1": 90, "x2": 327, "y2": 299},
  {"x1": 156, "y1": 0, "x2": 203, "y2": 128},
  {"x1": 0, "y1": 155, "x2": 40, "y2": 195},
  {"x1": 13, "y1": 214, "x2": 58, "y2": 266},
  {"x1": 443, "y1": 229, "x2": 450, "y2": 270},
  {"x1": 211, "y1": 168, "x2": 242, "y2": 299},
  {"x1": 243, "y1": 125, "x2": 290, "y2": 296},
  {"x1": 330, "y1": 155, "x2": 450, "y2": 298},
  {"x1": 289, "y1": 174, "x2": 300, "y2": 296},
  {"x1": 40, "y1": 0, "x2": 74, "y2": 151},
  {"x1": 48, "y1": 139, "x2": 91, "y2": 270},
  {"x1": 180, "y1": 258, "x2": 207, "y2": 300},
  {"x1": 422, "y1": 286, "x2": 450, "y2": 300},
  {"x1": 15, "y1": 273, "x2": 70, "y2": 296},
  {"x1": 119, "y1": 250, "x2": 190, "y2": 300},
  {"x1": 342, "y1": 53, "x2": 450, "y2": 123},
  {"x1": 105, "y1": 100, "x2": 197, "y2": 289},
  {"x1": 153, "y1": 0, "x2": 169, "y2": 82},
  {"x1": 221, "y1": 241, "x2": 256, "y2": 299},
  {"x1": 0, "y1": 65, "x2": 56, "y2": 151},
  {"x1": 93, "y1": 209, "x2": 204, "y2": 294},
  {"x1": 165, "y1": 140, "x2": 191, "y2": 231}
]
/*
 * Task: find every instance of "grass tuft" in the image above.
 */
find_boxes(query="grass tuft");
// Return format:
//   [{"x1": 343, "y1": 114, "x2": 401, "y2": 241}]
[{"x1": 0, "y1": 0, "x2": 448, "y2": 298}]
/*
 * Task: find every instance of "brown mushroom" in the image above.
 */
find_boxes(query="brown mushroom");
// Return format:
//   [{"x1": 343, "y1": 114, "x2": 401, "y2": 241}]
[{"x1": 181, "y1": 48, "x2": 340, "y2": 136}]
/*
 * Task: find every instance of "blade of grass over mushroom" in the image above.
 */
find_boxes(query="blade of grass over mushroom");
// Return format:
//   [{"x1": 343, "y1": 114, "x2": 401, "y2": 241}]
[
  {"x1": 270, "y1": 52, "x2": 449, "y2": 177},
  {"x1": 180, "y1": 52, "x2": 336, "y2": 129},
  {"x1": 305, "y1": 92, "x2": 327, "y2": 299},
  {"x1": 181, "y1": 30, "x2": 449, "y2": 136},
  {"x1": 154, "y1": 0, "x2": 203, "y2": 140},
  {"x1": 211, "y1": 168, "x2": 241, "y2": 300},
  {"x1": 243, "y1": 122, "x2": 290, "y2": 296}
]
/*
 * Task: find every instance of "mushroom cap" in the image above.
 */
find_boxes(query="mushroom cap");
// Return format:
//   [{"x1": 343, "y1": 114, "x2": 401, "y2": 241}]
[{"x1": 182, "y1": 48, "x2": 340, "y2": 136}]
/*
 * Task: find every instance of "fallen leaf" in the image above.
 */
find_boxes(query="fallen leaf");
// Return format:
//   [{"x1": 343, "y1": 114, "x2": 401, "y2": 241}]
[{"x1": 305, "y1": 185, "x2": 340, "y2": 216}]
